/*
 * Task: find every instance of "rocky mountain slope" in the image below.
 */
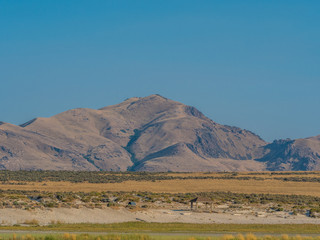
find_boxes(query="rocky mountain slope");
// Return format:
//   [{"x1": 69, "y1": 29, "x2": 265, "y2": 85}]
[
  {"x1": 0, "y1": 94, "x2": 319, "y2": 171},
  {"x1": 257, "y1": 135, "x2": 320, "y2": 171}
]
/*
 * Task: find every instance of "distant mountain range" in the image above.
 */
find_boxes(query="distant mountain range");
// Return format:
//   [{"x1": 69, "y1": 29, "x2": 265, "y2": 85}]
[{"x1": 0, "y1": 94, "x2": 319, "y2": 171}]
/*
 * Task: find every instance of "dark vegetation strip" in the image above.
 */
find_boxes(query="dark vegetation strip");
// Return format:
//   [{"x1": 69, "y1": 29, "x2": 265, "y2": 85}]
[
  {"x1": 274, "y1": 177, "x2": 320, "y2": 183},
  {"x1": 1, "y1": 171, "x2": 320, "y2": 183},
  {"x1": 0, "y1": 171, "x2": 255, "y2": 183}
]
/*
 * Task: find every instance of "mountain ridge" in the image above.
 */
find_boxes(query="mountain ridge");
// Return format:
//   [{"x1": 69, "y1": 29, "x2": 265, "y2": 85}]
[{"x1": 0, "y1": 94, "x2": 319, "y2": 172}]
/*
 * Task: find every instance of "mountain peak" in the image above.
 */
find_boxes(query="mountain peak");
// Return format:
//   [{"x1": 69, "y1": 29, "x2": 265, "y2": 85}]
[
  {"x1": 123, "y1": 94, "x2": 167, "y2": 102},
  {"x1": 127, "y1": 94, "x2": 169, "y2": 103},
  {"x1": 100, "y1": 94, "x2": 175, "y2": 111},
  {"x1": 144, "y1": 94, "x2": 168, "y2": 100}
]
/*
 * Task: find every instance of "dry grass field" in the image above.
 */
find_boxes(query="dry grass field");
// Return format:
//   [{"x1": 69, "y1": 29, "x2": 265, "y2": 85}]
[{"x1": 1, "y1": 172, "x2": 320, "y2": 197}]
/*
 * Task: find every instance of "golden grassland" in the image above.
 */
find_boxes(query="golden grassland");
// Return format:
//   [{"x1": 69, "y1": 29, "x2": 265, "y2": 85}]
[{"x1": 1, "y1": 175, "x2": 320, "y2": 196}]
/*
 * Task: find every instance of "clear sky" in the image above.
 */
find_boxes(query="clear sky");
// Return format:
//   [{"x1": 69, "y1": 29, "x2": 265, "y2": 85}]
[{"x1": 1, "y1": 1, "x2": 319, "y2": 142}]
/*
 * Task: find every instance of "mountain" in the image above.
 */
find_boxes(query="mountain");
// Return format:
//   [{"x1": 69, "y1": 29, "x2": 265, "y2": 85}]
[
  {"x1": 0, "y1": 94, "x2": 319, "y2": 171},
  {"x1": 257, "y1": 136, "x2": 320, "y2": 171}
]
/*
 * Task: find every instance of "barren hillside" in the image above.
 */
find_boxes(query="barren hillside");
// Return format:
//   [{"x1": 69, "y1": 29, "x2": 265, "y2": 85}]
[{"x1": 0, "y1": 95, "x2": 319, "y2": 171}]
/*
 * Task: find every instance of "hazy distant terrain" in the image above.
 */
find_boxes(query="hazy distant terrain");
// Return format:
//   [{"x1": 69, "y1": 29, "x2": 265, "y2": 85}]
[{"x1": 0, "y1": 94, "x2": 319, "y2": 171}]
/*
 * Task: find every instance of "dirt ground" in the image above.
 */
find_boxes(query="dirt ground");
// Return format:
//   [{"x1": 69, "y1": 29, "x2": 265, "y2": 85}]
[{"x1": 1, "y1": 206, "x2": 319, "y2": 226}]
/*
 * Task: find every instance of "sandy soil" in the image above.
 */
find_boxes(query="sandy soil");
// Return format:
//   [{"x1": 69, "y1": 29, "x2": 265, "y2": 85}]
[{"x1": 1, "y1": 207, "x2": 320, "y2": 225}]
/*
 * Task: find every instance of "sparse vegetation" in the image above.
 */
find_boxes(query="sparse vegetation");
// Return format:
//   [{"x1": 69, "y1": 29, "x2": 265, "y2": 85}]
[
  {"x1": 0, "y1": 171, "x2": 320, "y2": 217},
  {"x1": 1, "y1": 171, "x2": 320, "y2": 232},
  {"x1": 0, "y1": 189, "x2": 319, "y2": 216}
]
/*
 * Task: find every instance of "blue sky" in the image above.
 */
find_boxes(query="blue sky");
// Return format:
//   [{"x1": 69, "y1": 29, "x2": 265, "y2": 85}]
[{"x1": 0, "y1": 1, "x2": 319, "y2": 142}]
